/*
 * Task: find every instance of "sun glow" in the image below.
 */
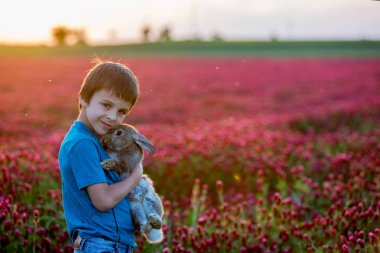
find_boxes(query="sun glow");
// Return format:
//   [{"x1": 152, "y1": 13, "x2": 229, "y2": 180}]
[{"x1": 1, "y1": 0, "x2": 380, "y2": 45}]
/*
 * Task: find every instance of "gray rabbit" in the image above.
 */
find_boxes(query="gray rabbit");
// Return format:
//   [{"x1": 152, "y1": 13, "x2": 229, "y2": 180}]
[{"x1": 100, "y1": 124, "x2": 164, "y2": 243}]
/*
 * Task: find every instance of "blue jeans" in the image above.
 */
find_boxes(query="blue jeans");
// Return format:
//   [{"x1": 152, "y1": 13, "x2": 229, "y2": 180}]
[{"x1": 74, "y1": 237, "x2": 134, "y2": 253}]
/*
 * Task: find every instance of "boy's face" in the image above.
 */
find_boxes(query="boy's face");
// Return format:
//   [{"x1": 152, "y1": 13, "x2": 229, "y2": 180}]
[{"x1": 79, "y1": 89, "x2": 132, "y2": 136}]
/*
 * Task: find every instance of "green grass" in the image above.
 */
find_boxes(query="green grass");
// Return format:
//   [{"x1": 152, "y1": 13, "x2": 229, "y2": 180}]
[{"x1": 1, "y1": 40, "x2": 380, "y2": 58}]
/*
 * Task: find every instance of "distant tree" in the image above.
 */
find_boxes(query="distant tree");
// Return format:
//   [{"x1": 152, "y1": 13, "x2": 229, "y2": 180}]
[
  {"x1": 51, "y1": 26, "x2": 70, "y2": 46},
  {"x1": 72, "y1": 28, "x2": 87, "y2": 46},
  {"x1": 211, "y1": 32, "x2": 224, "y2": 42},
  {"x1": 51, "y1": 26, "x2": 88, "y2": 46},
  {"x1": 158, "y1": 26, "x2": 171, "y2": 42},
  {"x1": 270, "y1": 30, "x2": 279, "y2": 42},
  {"x1": 141, "y1": 25, "x2": 151, "y2": 43}
]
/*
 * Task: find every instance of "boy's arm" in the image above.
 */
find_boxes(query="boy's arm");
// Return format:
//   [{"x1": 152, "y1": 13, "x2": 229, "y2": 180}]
[{"x1": 87, "y1": 162, "x2": 143, "y2": 212}]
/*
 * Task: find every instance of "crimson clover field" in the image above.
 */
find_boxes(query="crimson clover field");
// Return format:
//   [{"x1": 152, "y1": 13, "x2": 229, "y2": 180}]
[{"x1": 1, "y1": 55, "x2": 380, "y2": 253}]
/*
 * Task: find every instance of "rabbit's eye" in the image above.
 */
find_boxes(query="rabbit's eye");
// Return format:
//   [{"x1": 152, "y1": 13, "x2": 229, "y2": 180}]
[{"x1": 115, "y1": 130, "x2": 123, "y2": 136}]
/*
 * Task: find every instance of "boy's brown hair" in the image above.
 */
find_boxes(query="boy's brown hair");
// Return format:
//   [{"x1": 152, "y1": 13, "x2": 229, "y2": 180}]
[{"x1": 78, "y1": 60, "x2": 139, "y2": 111}]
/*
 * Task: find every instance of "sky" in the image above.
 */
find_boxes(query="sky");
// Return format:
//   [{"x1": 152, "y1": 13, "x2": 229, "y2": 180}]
[{"x1": 1, "y1": 0, "x2": 380, "y2": 45}]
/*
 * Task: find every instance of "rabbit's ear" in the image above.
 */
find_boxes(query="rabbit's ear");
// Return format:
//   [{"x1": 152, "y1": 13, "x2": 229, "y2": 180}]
[{"x1": 132, "y1": 133, "x2": 156, "y2": 154}]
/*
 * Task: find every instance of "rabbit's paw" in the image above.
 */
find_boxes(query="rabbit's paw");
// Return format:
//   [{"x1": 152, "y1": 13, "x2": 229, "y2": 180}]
[
  {"x1": 148, "y1": 213, "x2": 162, "y2": 229},
  {"x1": 101, "y1": 159, "x2": 118, "y2": 170},
  {"x1": 140, "y1": 221, "x2": 152, "y2": 234}
]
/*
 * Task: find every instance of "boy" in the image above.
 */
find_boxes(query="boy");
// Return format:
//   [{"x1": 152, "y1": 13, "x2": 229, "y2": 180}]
[{"x1": 58, "y1": 60, "x2": 142, "y2": 253}]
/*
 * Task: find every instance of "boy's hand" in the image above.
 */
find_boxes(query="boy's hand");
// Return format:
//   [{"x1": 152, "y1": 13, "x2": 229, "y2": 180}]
[
  {"x1": 131, "y1": 162, "x2": 143, "y2": 179},
  {"x1": 132, "y1": 162, "x2": 143, "y2": 175}
]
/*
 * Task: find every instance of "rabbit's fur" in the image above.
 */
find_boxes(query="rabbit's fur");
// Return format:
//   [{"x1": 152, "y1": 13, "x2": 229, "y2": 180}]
[{"x1": 100, "y1": 124, "x2": 164, "y2": 243}]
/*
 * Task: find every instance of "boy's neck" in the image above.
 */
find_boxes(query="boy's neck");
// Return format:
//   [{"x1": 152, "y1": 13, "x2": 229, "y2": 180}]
[
  {"x1": 77, "y1": 109, "x2": 88, "y2": 125},
  {"x1": 77, "y1": 110, "x2": 99, "y2": 138}
]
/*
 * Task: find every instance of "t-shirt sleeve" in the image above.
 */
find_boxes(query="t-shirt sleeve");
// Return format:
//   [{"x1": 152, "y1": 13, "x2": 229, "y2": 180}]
[{"x1": 68, "y1": 139, "x2": 107, "y2": 190}]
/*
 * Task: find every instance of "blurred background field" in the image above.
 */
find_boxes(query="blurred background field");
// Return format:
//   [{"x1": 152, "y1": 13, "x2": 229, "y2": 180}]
[
  {"x1": 1, "y1": 42, "x2": 380, "y2": 252},
  {"x1": 1, "y1": 40, "x2": 380, "y2": 58}
]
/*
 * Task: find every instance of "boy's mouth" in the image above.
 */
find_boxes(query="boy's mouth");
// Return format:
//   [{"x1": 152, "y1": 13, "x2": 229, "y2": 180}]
[{"x1": 101, "y1": 121, "x2": 112, "y2": 128}]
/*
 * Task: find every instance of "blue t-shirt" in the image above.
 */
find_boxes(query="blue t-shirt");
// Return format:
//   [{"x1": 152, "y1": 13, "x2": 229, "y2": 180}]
[{"x1": 58, "y1": 121, "x2": 137, "y2": 248}]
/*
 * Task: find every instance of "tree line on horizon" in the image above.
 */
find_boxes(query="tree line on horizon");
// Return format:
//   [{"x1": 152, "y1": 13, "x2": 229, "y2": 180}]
[{"x1": 51, "y1": 24, "x2": 185, "y2": 46}]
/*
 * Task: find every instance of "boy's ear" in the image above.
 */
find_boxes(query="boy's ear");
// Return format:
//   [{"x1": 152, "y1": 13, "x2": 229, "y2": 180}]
[{"x1": 79, "y1": 96, "x2": 88, "y2": 108}]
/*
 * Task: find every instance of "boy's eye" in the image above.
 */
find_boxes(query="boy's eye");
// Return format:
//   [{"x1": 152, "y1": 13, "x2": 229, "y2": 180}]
[
  {"x1": 102, "y1": 103, "x2": 111, "y2": 109},
  {"x1": 119, "y1": 110, "x2": 127, "y2": 116}
]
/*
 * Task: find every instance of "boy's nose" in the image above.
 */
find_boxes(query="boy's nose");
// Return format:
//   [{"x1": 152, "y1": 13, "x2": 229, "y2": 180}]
[{"x1": 107, "y1": 110, "x2": 118, "y2": 121}]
